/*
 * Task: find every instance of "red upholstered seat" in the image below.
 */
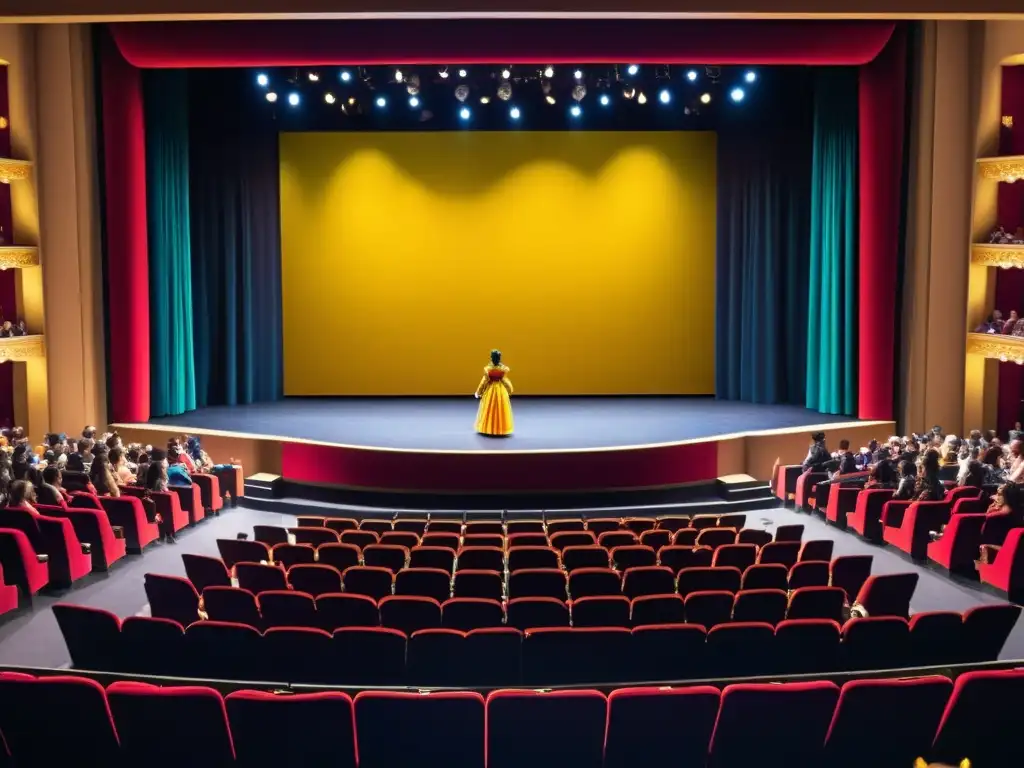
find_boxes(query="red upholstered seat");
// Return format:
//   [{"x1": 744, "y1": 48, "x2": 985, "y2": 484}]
[
  {"x1": 883, "y1": 500, "x2": 952, "y2": 559},
  {"x1": 928, "y1": 512, "x2": 986, "y2": 574},
  {"x1": 623, "y1": 516, "x2": 659, "y2": 534},
  {"x1": 362, "y1": 543, "x2": 409, "y2": 573},
  {"x1": 507, "y1": 532, "x2": 548, "y2": 549},
  {"x1": 909, "y1": 611, "x2": 968, "y2": 666},
  {"x1": 774, "y1": 523, "x2": 805, "y2": 542},
  {"x1": 53, "y1": 603, "x2": 122, "y2": 671},
  {"x1": 676, "y1": 566, "x2": 741, "y2": 599},
  {"x1": 287, "y1": 563, "x2": 344, "y2": 597},
  {"x1": 426, "y1": 519, "x2": 462, "y2": 534},
  {"x1": 487, "y1": 689, "x2": 607, "y2": 768},
  {"x1": 718, "y1": 513, "x2": 747, "y2": 529},
  {"x1": 0, "y1": 675, "x2": 121, "y2": 766},
  {"x1": 0, "y1": 527, "x2": 49, "y2": 594},
  {"x1": 324, "y1": 516, "x2": 359, "y2": 533},
  {"x1": 407, "y1": 629, "x2": 467, "y2": 686},
  {"x1": 795, "y1": 471, "x2": 827, "y2": 509},
  {"x1": 395, "y1": 566, "x2": 452, "y2": 603},
  {"x1": 977, "y1": 527, "x2": 1024, "y2": 599},
  {"x1": 774, "y1": 618, "x2": 842, "y2": 674},
  {"x1": 100, "y1": 495, "x2": 159, "y2": 551},
  {"x1": 962, "y1": 602, "x2": 1022, "y2": 661},
  {"x1": 464, "y1": 628, "x2": 522, "y2": 686},
  {"x1": 170, "y1": 483, "x2": 204, "y2": 525},
  {"x1": 340, "y1": 529, "x2": 379, "y2": 549},
  {"x1": 823, "y1": 676, "x2": 953, "y2": 768},
  {"x1": 409, "y1": 544, "x2": 457, "y2": 572},
  {"x1": 683, "y1": 590, "x2": 734, "y2": 629},
  {"x1": 216, "y1": 537, "x2": 271, "y2": 568},
  {"x1": 945, "y1": 485, "x2": 982, "y2": 504},
  {"x1": 597, "y1": 530, "x2": 637, "y2": 549},
  {"x1": 393, "y1": 517, "x2": 428, "y2": 535},
  {"x1": 380, "y1": 530, "x2": 420, "y2": 549},
  {"x1": 463, "y1": 533, "x2": 504, "y2": 548},
  {"x1": 841, "y1": 616, "x2": 910, "y2": 670},
  {"x1": 342, "y1": 565, "x2": 395, "y2": 600},
  {"x1": 629, "y1": 594, "x2": 686, "y2": 626},
  {"x1": 122, "y1": 616, "x2": 186, "y2": 677},
  {"x1": 332, "y1": 627, "x2": 407, "y2": 685},
  {"x1": 798, "y1": 539, "x2": 834, "y2": 562},
  {"x1": 568, "y1": 567, "x2": 622, "y2": 599},
  {"x1": 253, "y1": 524, "x2": 289, "y2": 545},
  {"x1": 658, "y1": 544, "x2": 713, "y2": 574},
  {"x1": 148, "y1": 490, "x2": 189, "y2": 533},
  {"x1": 0, "y1": 563, "x2": 17, "y2": 618},
  {"x1": 297, "y1": 514, "x2": 325, "y2": 528},
  {"x1": 672, "y1": 528, "x2": 699, "y2": 546},
  {"x1": 829, "y1": 554, "x2": 873, "y2": 602},
  {"x1": 569, "y1": 595, "x2": 630, "y2": 628},
  {"x1": 508, "y1": 568, "x2": 567, "y2": 600},
  {"x1": 639, "y1": 529, "x2": 672, "y2": 549},
  {"x1": 561, "y1": 545, "x2": 611, "y2": 572},
  {"x1": 605, "y1": 686, "x2": 720, "y2": 768},
  {"x1": 56, "y1": 506, "x2": 126, "y2": 570},
  {"x1": 788, "y1": 560, "x2": 830, "y2": 590},
  {"x1": 732, "y1": 588, "x2": 788, "y2": 625},
  {"x1": 260, "y1": 589, "x2": 318, "y2": 629},
  {"x1": 825, "y1": 484, "x2": 860, "y2": 529},
  {"x1": 621, "y1": 565, "x2": 676, "y2": 599},
  {"x1": 787, "y1": 586, "x2": 846, "y2": 623},
  {"x1": 507, "y1": 545, "x2": 559, "y2": 572},
  {"x1": 737, "y1": 528, "x2": 772, "y2": 547},
  {"x1": 506, "y1": 597, "x2": 569, "y2": 630},
  {"x1": 226, "y1": 690, "x2": 357, "y2": 768},
  {"x1": 689, "y1": 514, "x2": 719, "y2": 530},
  {"x1": 453, "y1": 568, "x2": 503, "y2": 601},
  {"x1": 315, "y1": 592, "x2": 380, "y2": 630},
  {"x1": 204, "y1": 585, "x2": 261, "y2": 627},
  {"x1": 546, "y1": 518, "x2": 585, "y2": 535},
  {"x1": 464, "y1": 520, "x2": 502, "y2": 536},
  {"x1": 741, "y1": 562, "x2": 789, "y2": 591},
  {"x1": 182, "y1": 553, "x2": 231, "y2": 592},
  {"x1": 707, "y1": 621, "x2": 775, "y2": 677},
  {"x1": 847, "y1": 488, "x2": 894, "y2": 541},
  {"x1": 359, "y1": 518, "x2": 393, "y2": 535},
  {"x1": 694, "y1": 528, "x2": 736, "y2": 551},
  {"x1": 457, "y1": 545, "x2": 504, "y2": 573},
  {"x1": 1, "y1": 509, "x2": 92, "y2": 587},
  {"x1": 931, "y1": 669, "x2": 1024, "y2": 766},
  {"x1": 522, "y1": 627, "x2": 631, "y2": 685},
  {"x1": 852, "y1": 572, "x2": 918, "y2": 618},
  {"x1": 356, "y1": 691, "x2": 485, "y2": 768},
  {"x1": 708, "y1": 681, "x2": 840, "y2": 767},
  {"x1": 316, "y1": 541, "x2": 361, "y2": 572},
  {"x1": 442, "y1": 597, "x2": 505, "y2": 631},
  {"x1": 144, "y1": 572, "x2": 200, "y2": 627},
  {"x1": 506, "y1": 519, "x2": 545, "y2": 534},
  {"x1": 263, "y1": 626, "x2": 334, "y2": 682},
  {"x1": 379, "y1": 595, "x2": 442, "y2": 635},
  {"x1": 775, "y1": 464, "x2": 804, "y2": 501},
  {"x1": 630, "y1": 623, "x2": 707, "y2": 680},
  {"x1": 549, "y1": 530, "x2": 596, "y2": 551},
  {"x1": 711, "y1": 543, "x2": 758, "y2": 570},
  {"x1": 655, "y1": 515, "x2": 692, "y2": 533},
  {"x1": 107, "y1": 681, "x2": 235, "y2": 767},
  {"x1": 757, "y1": 540, "x2": 800, "y2": 568},
  {"x1": 234, "y1": 561, "x2": 288, "y2": 594}
]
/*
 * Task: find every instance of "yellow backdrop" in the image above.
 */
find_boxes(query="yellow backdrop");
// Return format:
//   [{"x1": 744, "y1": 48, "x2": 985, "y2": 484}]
[{"x1": 280, "y1": 131, "x2": 716, "y2": 395}]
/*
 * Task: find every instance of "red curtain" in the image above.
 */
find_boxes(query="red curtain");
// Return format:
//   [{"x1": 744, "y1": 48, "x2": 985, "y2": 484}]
[
  {"x1": 857, "y1": 26, "x2": 907, "y2": 421},
  {"x1": 109, "y1": 20, "x2": 894, "y2": 68},
  {"x1": 100, "y1": 35, "x2": 150, "y2": 423}
]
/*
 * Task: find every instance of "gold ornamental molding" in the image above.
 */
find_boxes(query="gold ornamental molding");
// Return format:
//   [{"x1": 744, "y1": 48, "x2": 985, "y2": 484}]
[
  {"x1": 978, "y1": 155, "x2": 1024, "y2": 184},
  {"x1": 0, "y1": 334, "x2": 43, "y2": 363},
  {"x1": 967, "y1": 332, "x2": 1024, "y2": 364},
  {"x1": 0, "y1": 246, "x2": 39, "y2": 270},
  {"x1": 971, "y1": 243, "x2": 1024, "y2": 269},
  {"x1": 0, "y1": 158, "x2": 31, "y2": 184}
]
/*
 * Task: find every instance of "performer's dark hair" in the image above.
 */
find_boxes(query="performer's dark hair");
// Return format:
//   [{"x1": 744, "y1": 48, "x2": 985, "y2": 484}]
[{"x1": 490, "y1": 349, "x2": 501, "y2": 366}]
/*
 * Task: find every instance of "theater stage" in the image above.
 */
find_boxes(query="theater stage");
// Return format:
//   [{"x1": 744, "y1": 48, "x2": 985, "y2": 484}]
[{"x1": 115, "y1": 398, "x2": 892, "y2": 495}]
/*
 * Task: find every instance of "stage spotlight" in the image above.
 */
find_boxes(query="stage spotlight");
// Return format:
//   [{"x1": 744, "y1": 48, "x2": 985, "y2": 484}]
[
  {"x1": 637, "y1": 91, "x2": 647, "y2": 105},
  {"x1": 340, "y1": 70, "x2": 352, "y2": 82},
  {"x1": 543, "y1": 66, "x2": 554, "y2": 78},
  {"x1": 700, "y1": 92, "x2": 712, "y2": 104},
  {"x1": 324, "y1": 92, "x2": 336, "y2": 104},
  {"x1": 265, "y1": 91, "x2": 278, "y2": 103},
  {"x1": 659, "y1": 89, "x2": 671, "y2": 104},
  {"x1": 459, "y1": 106, "x2": 471, "y2": 120},
  {"x1": 439, "y1": 67, "x2": 450, "y2": 79},
  {"x1": 348, "y1": 97, "x2": 356, "y2": 105},
  {"x1": 627, "y1": 64, "x2": 639, "y2": 76},
  {"x1": 501, "y1": 68, "x2": 512, "y2": 79},
  {"x1": 600, "y1": 94, "x2": 610, "y2": 106},
  {"x1": 376, "y1": 96, "x2": 387, "y2": 108},
  {"x1": 458, "y1": 68, "x2": 468, "y2": 78},
  {"x1": 509, "y1": 106, "x2": 521, "y2": 120},
  {"x1": 574, "y1": 69, "x2": 584, "y2": 80},
  {"x1": 623, "y1": 86, "x2": 636, "y2": 100},
  {"x1": 730, "y1": 87, "x2": 745, "y2": 102},
  {"x1": 546, "y1": 95, "x2": 556, "y2": 105},
  {"x1": 570, "y1": 104, "x2": 581, "y2": 118},
  {"x1": 744, "y1": 70, "x2": 757, "y2": 83},
  {"x1": 256, "y1": 73, "x2": 269, "y2": 87},
  {"x1": 287, "y1": 92, "x2": 300, "y2": 106},
  {"x1": 308, "y1": 72, "x2": 319, "y2": 82},
  {"x1": 686, "y1": 70, "x2": 698, "y2": 82},
  {"x1": 395, "y1": 69, "x2": 404, "y2": 82},
  {"x1": 409, "y1": 96, "x2": 420, "y2": 108},
  {"x1": 480, "y1": 95, "x2": 491, "y2": 104}
]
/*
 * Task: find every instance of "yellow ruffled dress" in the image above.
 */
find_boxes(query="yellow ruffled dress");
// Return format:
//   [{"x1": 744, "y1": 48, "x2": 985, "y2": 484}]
[{"x1": 474, "y1": 364, "x2": 514, "y2": 436}]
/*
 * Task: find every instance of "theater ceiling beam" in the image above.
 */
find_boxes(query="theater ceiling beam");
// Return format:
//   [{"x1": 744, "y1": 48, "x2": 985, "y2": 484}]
[{"x1": 4, "y1": 0, "x2": 1024, "y2": 23}]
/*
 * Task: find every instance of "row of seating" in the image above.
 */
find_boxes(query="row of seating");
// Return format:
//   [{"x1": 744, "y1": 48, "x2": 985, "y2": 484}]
[
  {"x1": 2, "y1": 668, "x2": 1019, "y2": 767},
  {"x1": 55, "y1": 602, "x2": 1019, "y2": 685}
]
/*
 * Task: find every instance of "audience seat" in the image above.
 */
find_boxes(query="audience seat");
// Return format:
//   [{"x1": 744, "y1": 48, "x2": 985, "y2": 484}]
[
  {"x1": 185, "y1": 621, "x2": 260, "y2": 680},
  {"x1": 263, "y1": 626, "x2": 334, "y2": 682},
  {"x1": 732, "y1": 588, "x2": 788, "y2": 625},
  {"x1": 977, "y1": 526, "x2": 1024, "y2": 599},
  {"x1": 395, "y1": 566, "x2": 452, "y2": 603},
  {"x1": 226, "y1": 690, "x2": 357, "y2": 768},
  {"x1": 107, "y1": 681, "x2": 236, "y2": 768},
  {"x1": 457, "y1": 545, "x2": 504, "y2": 573},
  {"x1": 380, "y1": 531, "x2": 420, "y2": 550},
  {"x1": 718, "y1": 513, "x2": 746, "y2": 529},
  {"x1": 597, "y1": 531, "x2": 637, "y2": 549},
  {"x1": 707, "y1": 681, "x2": 840, "y2": 767},
  {"x1": 824, "y1": 484, "x2": 860, "y2": 530},
  {"x1": 548, "y1": 531, "x2": 595, "y2": 551},
  {"x1": 829, "y1": 555, "x2": 873, "y2": 602},
  {"x1": 799, "y1": 539, "x2": 834, "y2": 562},
  {"x1": 295, "y1": 515, "x2": 325, "y2": 527},
  {"x1": 623, "y1": 516, "x2": 658, "y2": 534},
  {"x1": 426, "y1": 519, "x2": 463, "y2": 535},
  {"x1": 259, "y1": 589, "x2": 318, "y2": 629},
  {"x1": 928, "y1": 513, "x2": 986, "y2": 574},
  {"x1": 930, "y1": 668, "x2": 1024, "y2": 766},
  {"x1": 332, "y1": 627, "x2": 407, "y2": 685},
  {"x1": 757, "y1": 540, "x2": 800, "y2": 568},
  {"x1": 689, "y1": 514, "x2": 720, "y2": 530},
  {"x1": 848, "y1": 488, "x2": 894, "y2": 541},
  {"x1": 393, "y1": 517, "x2": 428, "y2": 535},
  {"x1": 144, "y1": 573, "x2": 200, "y2": 627},
  {"x1": 737, "y1": 528, "x2": 772, "y2": 547},
  {"x1": 323, "y1": 517, "x2": 358, "y2": 534},
  {"x1": 287, "y1": 563, "x2": 344, "y2": 597},
  {"x1": 657, "y1": 545, "x2": 712, "y2": 574},
  {"x1": 507, "y1": 532, "x2": 548, "y2": 549},
  {"x1": 621, "y1": 565, "x2": 675, "y2": 599},
  {"x1": 453, "y1": 569, "x2": 503, "y2": 602},
  {"x1": 507, "y1": 546, "x2": 559, "y2": 572},
  {"x1": 464, "y1": 628, "x2": 522, "y2": 686},
  {"x1": 342, "y1": 565, "x2": 395, "y2": 600},
  {"x1": 786, "y1": 586, "x2": 846, "y2": 623},
  {"x1": 741, "y1": 562, "x2": 788, "y2": 591},
  {"x1": 315, "y1": 592, "x2": 380, "y2": 630},
  {"x1": 639, "y1": 529, "x2": 671, "y2": 549},
  {"x1": 569, "y1": 595, "x2": 630, "y2": 628},
  {"x1": 774, "y1": 523, "x2": 805, "y2": 542},
  {"x1": 0, "y1": 563, "x2": 17, "y2": 617},
  {"x1": 464, "y1": 533, "x2": 504, "y2": 549},
  {"x1": 842, "y1": 616, "x2": 910, "y2": 670},
  {"x1": 340, "y1": 530, "x2": 379, "y2": 549},
  {"x1": 788, "y1": 560, "x2": 830, "y2": 590},
  {"x1": 523, "y1": 627, "x2": 631, "y2": 685},
  {"x1": 100, "y1": 495, "x2": 159, "y2": 552},
  {"x1": 883, "y1": 500, "x2": 952, "y2": 560},
  {"x1": 410, "y1": 545, "x2": 457, "y2": 572},
  {"x1": 629, "y1": 594, "x2": 686, "y2": 626},
  {"x1": 234, "y1": 562, "x2": 288, "y2": 594},
  {"x1": 487, "y1": 689, "x2": 607, "y2": 768},
  {"x1": 677, "y1": 566, "x2": 741, "y2": 598},
  {"x1": 508, "y1": 568, "x2": 567, "y2": 600},
  {"x1": 464, "y1": 521, "x2": 503, "y2": 536},
  {"x1": 822, "y1": 676, "x2": 953, "y2": 768},
  {"x1": 707, "y1": 621, "x2": 775, "y2": 677},
  {"x1": 118, "y1": 616, "x2": 184, "y2": 677},
  {"x1": 379, "y1": 595, "x2": 442, "y2": 635},
  {"x1": 546, "y1": 519, "x2": 585, "y2": 535},
  {"x1": 962, "y1": 602, "x2": 1022, "y2": 661},
  {"x1": 356, "y1": 691, "x2": 486, "y2": 768},
  {"x1": 53, "y1": 603, "x2": 122, "y2": 671},
  {"x1": 631, "y1": 624, "x2": 707, "y2": 680},
  {"x1": 655, "y1": 515, "x2": 692, "y2": 533},
  {"x1": 683, "y1": 590, "x2": 734, "y2": 629},
  {"x1": 204, "y1": 585, "x2": 262, "y2": 627},
  {"x1": 56, "y1": 506, "x2": 126, "y2": 571},
  {"x1": 694, "y1": 528, "x2": 736, "y2": 551},
  {"x1": 909, "y1": 611, "x2": 968, "y2": 666},
  {"x1": 604, "y1": 686, "x2": 720, "y2": 768},
  {"x1": 1, "y1": 509, "x2": 92, "y2": 588},
  {"x1": 442, "y1": 597, "x2": 505, "y2": 631},
  {"x1": 181, "y1": 553, "x2": 231, "y2": 592},
  {"x1": 316, "y1": 542, "x2": 361, "y2": 572},
  {"x1": 0, "y1": 527, "x2": 49, "y2": 594},
  {"x1": 170, "y1": 484, "x2": 205, "y2": 526},
  {"x1": 362, "y1": 544, "x2": 409, "y2": 573},
  {"x1": 360, "y1": 519, "x2": 393, "y2": 536},
  {"x1": 852, "y1": 572, "x2": 918, "y2": 618},
  {"x1": 147, "y1": 490, "x2": 189, "y2": 534},
  {"x1": 506, "y1": 519, "x2": 545, "y2": 534},
  {"x1": 561, "y1": 545, "x2": 610, "y2": 572},
  {"x1": 671, "y1": 528, "x2": 699, "y2": 546},
  {"x1": 252, "y1": 524, "x2": 288, "y2": 546},
  {"x1": 216, "y1": 538, "x2": 271, "y2": 568},
  {"x1": 568, "y1": 567, "x2": 621, "y2": 599},
  {"x1": 407, "y1": 629, "x2": 468, "y2": 685},
  {"x1": 774, "y1": 618, "x2": 842, "y2": 674},
  {"x1": 506, "y1": 597, "x2": 569, "y2": 630},
  {"x1": 711, "y1": 542, "x2": 757, "y2": 570}
]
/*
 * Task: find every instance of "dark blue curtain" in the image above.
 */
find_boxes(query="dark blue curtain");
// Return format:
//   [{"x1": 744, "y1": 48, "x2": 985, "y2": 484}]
[
  {"x1": 187, "y1": 70, "x2": 283, "y2": 407},
  {"x1": 716, "y1": 71, "x2": 814, "y2": 405},
  {"x1": 806, "y1": 68, "x2": 859, "y2": 416},
  {"x1": 144, "y1": 70, "x2": 197, "y2": 417}
]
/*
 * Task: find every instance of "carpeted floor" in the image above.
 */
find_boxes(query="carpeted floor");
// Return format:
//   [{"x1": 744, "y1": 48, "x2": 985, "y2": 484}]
[
  {"x1": 0, "y1": 502, "x2": 1020, "y2": 670},
  {"x1": 141, "y1": 397, "x2": 868, "y2": 451}
]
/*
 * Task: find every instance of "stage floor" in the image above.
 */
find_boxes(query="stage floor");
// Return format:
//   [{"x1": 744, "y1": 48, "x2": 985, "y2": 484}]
[{"x1": 145, "y1": 397, "x2": 864, "y2": 452}]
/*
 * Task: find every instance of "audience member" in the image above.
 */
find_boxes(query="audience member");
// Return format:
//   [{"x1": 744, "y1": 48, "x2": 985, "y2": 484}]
[
  {"x1": 801, "y1": 432, "x2": 830, "y2": 471},
  {"x1": 8, "y1": 479, "x2": 38, "y2": 514},
  {"x1": 37, "y1": 465, "x2": 69, "y2": 506},
  {"x1": 88, "y1": 454, "x2": 120, "y2": 498},
  {"x1": 1010, "y1": 421, "x2": 1024, "y2": 443},
  {"x1": 974, "y1": 310, "x2": 1004, "y2": 333},
  {"x1": 957, "y1": 459, "x2": 987, "y2": 489},
  {"x1": 145, "y1": 450, "x2": 169, "y2": 492},
  {"x1": 167, "y1": 446, "x2": 193, "y2": 486},
  {"x1": 913, "y1": 449, "x2": 946, "y2": 501},
  {"x1": 893, "y1": 459, "x2": 917, "y2": 500},
  {"x1": 1006, "y1": 439, "x2": 1024, "y2": 483},
  {"x1": 109, "y1": 446, "x2": 136, "y2": 486},
  {"x1": 863, "y1": 459, "x2": 896, "y2": 490}
]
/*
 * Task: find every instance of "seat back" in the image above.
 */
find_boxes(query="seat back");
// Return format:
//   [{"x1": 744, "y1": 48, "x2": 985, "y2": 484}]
[
  {"x1": 569, "y1": 596, "x2": 630, "y2": 628},
  {"x1": 732, "y1": 589, "x2": 788, "y2": 625},
  {"x1": 410, "y1": 545, "x2": 457, "y2": 572},
  {"x1": 316, "y1": 542, "x2": 361, "y2": 572},
  {"x1": 621, "y1": 565, "x2": 675, "y2": 599},
  {"x1": 486, "y1": 690, "x2": 607, "y2": 768},
  {"x1": 332, "y1": 628, "x2": 408, "y2": 685},
  {"x1": 740, "y1": 562, "x2": 788, "y2": 591},
  {"x1": 395, "y1": 567, "x2": 452, "y2": 603},
  {"x1": 53, "y1": 604, "x2": 122, "y2": 672},
  {"x1": 441, "y1": 597, "x2": 505, "y2": 631},
  {"x1": 562, "y1": 545, "x2": 610, "y2": 572},
  {"x1": 829, "y1": 554, "x2": 873, "y2": 602},
  {"x1": 379, "y1": 595, "x2": 443, "y2": 635},
  {"x1": 605, "y1": 686, "x2": 719, "y2": 768},
  {"x1": 263, "y1": 626, "x2": 334, "y2": 682},
  {"x1": 184, "y1": 620, "x2": 263, "y2": 680},
  {"x1": 774, "y1": 618, "x2": 842, "y2": 675},
  {"x1": 931, "y1": 669, "x2": 1024, "y2": 766},
  {"x1": 506, "y1": 597, "x2": 569, "y2": 630},
  {"x1": 568, "y1": 567, "x2": 621, "y2": 599},
  {"x1": 707, "y1": 621, "x2": 775, "y2": 677},
  {"x1": 315, "y1": 592, "x2": 380, "y2": 630},
  {"x1": 234, "y1": 562, "x2": 288, "y2": 594},
  {"x1": 962, "y1": 602, "x2": 1022, "y2": 661},
  {"x1": 121, "y1": 616, "x2": 186, "y2": 677},
  {"x1": 787, "y1": 586, "x2": 846, "y2": 623},
  {"x1": 204, "y1": 585, "x2": 262, "y2": 628},
  {"x1": 630, "y1": 624, "x2": 707, "y2": 680},
  {"x1": 465, "y1": 627, "x2": 522, "y2": 686},
  {"x1": 181, "y1": 553, "x2": 231, "y2": 592},
  {"x1": 287, "y1": 563, "x2": 344, "y2": 597},
  {"x1": 144, "y1": 572, "x2": 200, "y2": 627},
  {"x1": 677, "y1": 566, "x2": 741, "y2": 598},
  {"x1": 216, "y1": 538, "x2": 271, "y2": 568},
  {"x1": 841, "y1": 616, "x2": 910, "y2": 670},
  {"x1": 259, "y1": 589, "x2": 317, "y2": 629},
  {"x1": 342, "y1": 565, "x2": 395, "y2": 600},
  {"x1": 629, "y1": 594, "x2": 685, "y2": 626},
  {"x1": 854, "y1": 572, "x2": 919, "y2": 618}
]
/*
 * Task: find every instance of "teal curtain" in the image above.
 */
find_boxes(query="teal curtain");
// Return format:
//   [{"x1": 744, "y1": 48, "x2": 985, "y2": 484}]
[
  {"x1": 806, "y1": 69, "x2": 858, "y2": 416},
  {"x1": 144, "y1": 70, "x2": 196, "y2": 416}
]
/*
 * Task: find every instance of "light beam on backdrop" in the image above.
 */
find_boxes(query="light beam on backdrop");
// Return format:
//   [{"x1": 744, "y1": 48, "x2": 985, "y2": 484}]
[
  {"x1": 745, "y1": 70, "x2": 757, "y2": 83},
  {"x1": 543, "y1": 66, "x2": 554, "y2": 78},
  {"x1": 287, "y1": 92, "x2": 300, "y2": 106},
  {"x1": 627, "y1": 64, "x2": 639, "y2": 76},
  {"x1": 256, "y1": 73, "x2": 268, "y2": 87},
  {"x1": 509, "y1": 106, "x2": 521, "y2": 120},
  {"x1": 376, "y1": 96, "x2": 387, "y2": 107},
  {"x1": 686, "y1": 70, "x2": 698, "y2": 82},
  {"x1": 730, "y1": 87, "x2": 745, "y2": 102},
  {"x1": 340, "y1": 70, "x2": 351, "y2": 82},
  {"x1": 265, "y1": 91, "x2": 277, "y2": 102},
  {"x1": 659, "y1": 89, "x2": 671, "y2": 104},
  {"x1": 409, "y1": 96, "x2": 420, "y2": 108},
  {"x1": 324, "y1": 92, "x2": 336, "y2": 104},
  {"x1": 459, "y1": 107, "x2": 471, "y2": 120}
]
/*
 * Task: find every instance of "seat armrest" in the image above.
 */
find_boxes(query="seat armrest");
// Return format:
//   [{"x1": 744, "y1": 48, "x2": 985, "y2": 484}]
[
  {"x1": 36, "y1": 553, "x2": 49, "y2": 563},
  {"x1": 111, "y1": 525, "x2": 125, "y2": 540}
]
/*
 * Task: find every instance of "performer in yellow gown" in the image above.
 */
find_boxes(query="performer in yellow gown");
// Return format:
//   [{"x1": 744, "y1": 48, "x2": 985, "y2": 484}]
[{"x1": 474, "y1": 349, "x2": 514, "y2": 436}]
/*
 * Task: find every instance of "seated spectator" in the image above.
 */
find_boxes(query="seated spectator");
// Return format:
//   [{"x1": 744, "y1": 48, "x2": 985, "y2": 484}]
[
  {"x1": 990, "y1": 481, "x2": 1024, "y2": 521},
  {"x1": 967, "y1": 429, "x2": 985, "y2": 452},
  {"x1": 1010, "y1": 421, "x2": 1024, "y2": 443},
  {"x1": 826, "y1": 439, "x2": 858, "y2": 479},
  {"x1": 185, "y1": 435, "x2": 213, "y2": 472},
  {"x1": 1006, "y1": 439, "x2": 1024, "y2": 483},
  {"x1": 8, "y1": 479, "x2": 39, "y2": 515},
  {"x1": 105, "y1": 432, "x2": 123, "y2": 452},
  {"x1": 801, "y1": 432, "x2": 830, "y2": 471},
  {"x1": 974, "y1": 310, "x2": 1004, "y2": 333},
  {"x1": 957, "y1": 459, "x2": 987, "y2": 489},
  {"x1": 167, "y1": 447, "x2": 193, "y2": 486},
  {"x1": 125, "y1": 444, "x2": 142, "y2": 474},
  {"x1": 109, "y1": 446, "x2": 136, "y2": 486},
  {"x1": 65, "y1": 437, "x2": 93, "y2": 473},
  {"x1": 913, "y1": 449, "x2": 946, "y2": 501},
  {"x1": 981, "y1": 445, "x2": 1007, "y2": 484},
  {"x1": 88, "y1": 454, "x2": 120, "y2": 498},
  {"x1": 144, "y1": 450, "x2": 169, "y2": 492},
  {"x1": 863, "y1": 459, "x2": 896, "y2": 490},
  {"x1": 940, "y1": 435, "x2": 961, "y2": 466},
  {"x1": 37, "y1": 465, "x2": 70, "y2": 506},
  {"x1": 893, "y1": 459, "x2": 917, "y2": 500},
  {"x1": 1003, "y1": 309, "x2": 1020, "y2": 333}
]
